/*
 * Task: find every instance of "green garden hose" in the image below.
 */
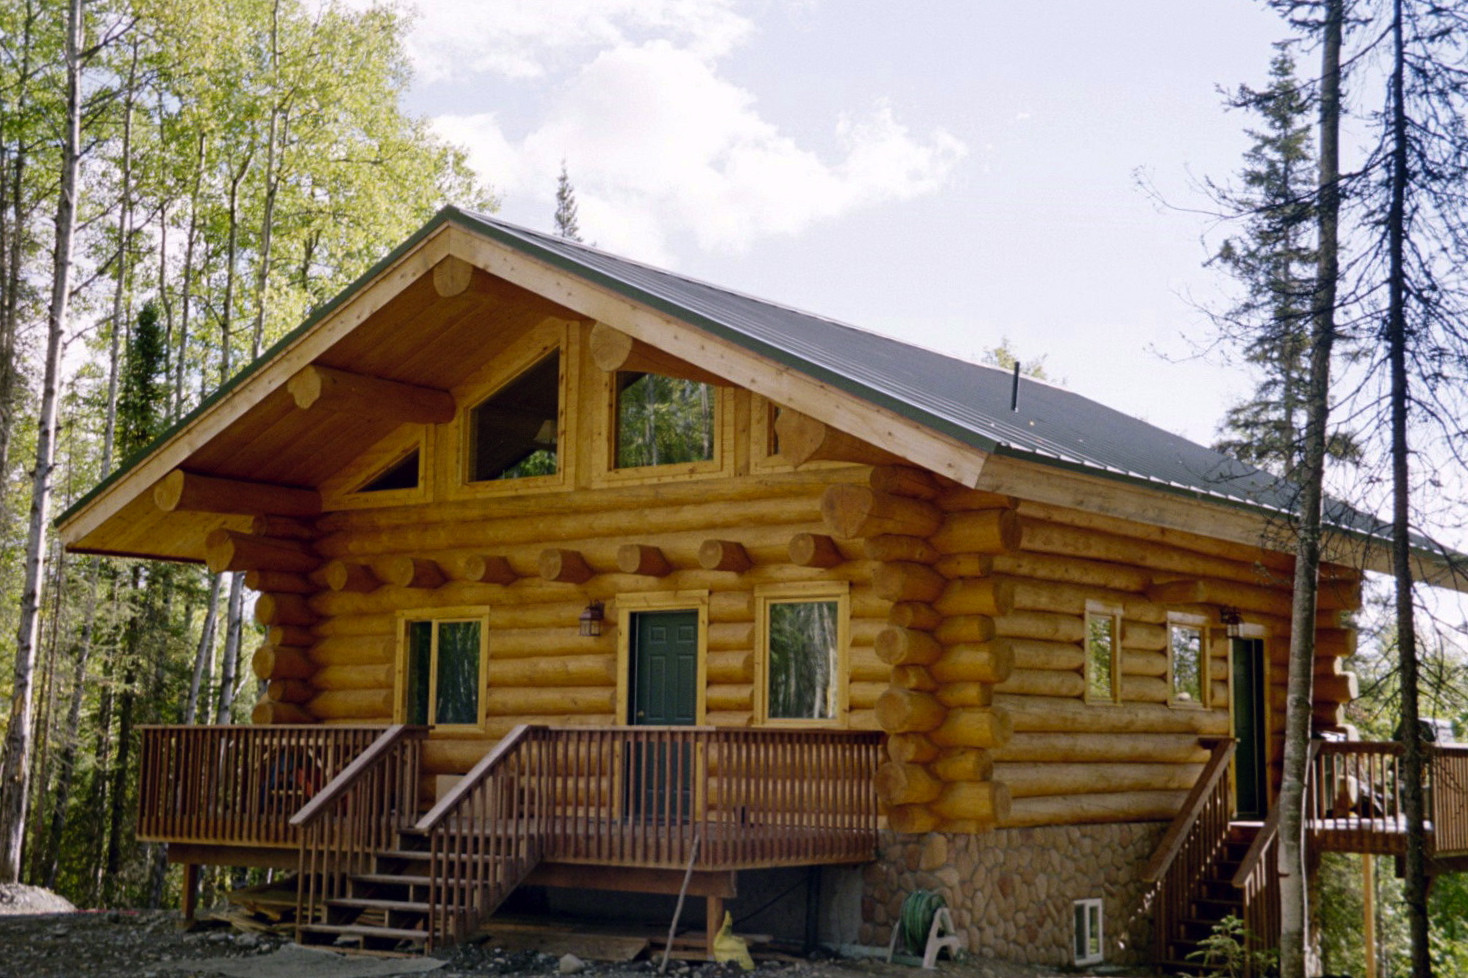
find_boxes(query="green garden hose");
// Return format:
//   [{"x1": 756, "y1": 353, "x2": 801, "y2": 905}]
[{"x1": 897, "y1": 889, "x2": 948, "y2": 956}]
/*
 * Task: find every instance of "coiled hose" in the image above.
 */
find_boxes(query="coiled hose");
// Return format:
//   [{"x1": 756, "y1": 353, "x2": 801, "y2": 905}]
[{"x1": 896, "y1": 889, "x2": 948, "y2": 956}]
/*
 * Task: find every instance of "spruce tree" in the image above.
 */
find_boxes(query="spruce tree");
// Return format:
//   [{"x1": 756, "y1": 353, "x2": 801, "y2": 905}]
[{"x1": 554, "y1": 160, "x2": 582, "y2": 242}]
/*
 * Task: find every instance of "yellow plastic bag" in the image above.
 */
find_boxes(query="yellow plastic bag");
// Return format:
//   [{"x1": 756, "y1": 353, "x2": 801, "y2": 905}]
[{"x1": 712, "y1": 910, "x2": 754, "y2": 971}]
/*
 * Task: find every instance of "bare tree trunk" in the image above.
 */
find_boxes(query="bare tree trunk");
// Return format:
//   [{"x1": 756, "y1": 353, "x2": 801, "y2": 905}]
[
  {"x1": 216, "y1": 573, "x2": 245, "y2": 724},
  {"x1": 0, "y1": 0, "x2": 83, "y2": 882},
  {"x1": 185, "y1": 572, "x2": 223, "y2": 724},
  {"x1": 0, "y1": 0, "x2": 38, "y2": 479},
  {"x1": 1277, "y1": 3, "x2": 1342, "y2": 975},
  {"x1": 100, "y1": 42, "x2": 139, "y2": 472},
  {"x1": 173, "y1": 132, "x2": 205, "y2": 419}
]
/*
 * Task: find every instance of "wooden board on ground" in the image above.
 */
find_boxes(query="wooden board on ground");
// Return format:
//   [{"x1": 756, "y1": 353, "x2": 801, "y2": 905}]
[
  {"x1": 226, "y1": 878, "x2": 299, "y2": 922},
  {"x1": 474, "y1": 918, "x2": 649, "y2": 962}
]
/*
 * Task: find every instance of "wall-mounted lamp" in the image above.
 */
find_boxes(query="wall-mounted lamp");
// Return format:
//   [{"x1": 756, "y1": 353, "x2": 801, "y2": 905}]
[
  {"x1": 1219, "y1": 606, "x2": 1244, "y2": 638},
  {"x1": 579, "y1": 600, "x2": 605, "y2": 637}
]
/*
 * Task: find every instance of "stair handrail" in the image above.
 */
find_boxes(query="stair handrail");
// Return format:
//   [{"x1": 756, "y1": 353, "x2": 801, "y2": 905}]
[
  {"x1": 1141, "y1": 738, "x2": 1236, "y2": 883},
  {"x1": 416, "y1": 724, "x2": 548, "y2": 950},
  {"x1": 1231, "y1": 740, "x2": 1319, "y2": 888},
  {"x1": 291, "y1": 723, "x2": 428, "y2": 944}
]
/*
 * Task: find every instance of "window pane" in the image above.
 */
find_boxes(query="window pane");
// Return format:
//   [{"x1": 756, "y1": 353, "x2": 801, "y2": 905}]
[
  {"x1": 470, "y1": 352, "x2": 560, "y2": 481},
  {"x1": 768, "y1": 601, "x2": 837, "y2": 720},
  {"x1": 434, "y1": 621, "x2": 481, "y2": 725},
  {"x1": 1171, "y1": 625, "x2": 1204, "y2": 704},
  {"x1": 406, "y1": 621, "x2": 432, "y2": 725},
  {"x1": 615, "y1": 372, "x2": 715, "y2": 468},
  {"x1": 1087, "y1": 614, "x2": 1115, "y2": 701},
  {"x1": 360, "y1": 449, "x2": 419, "y2": 492}
]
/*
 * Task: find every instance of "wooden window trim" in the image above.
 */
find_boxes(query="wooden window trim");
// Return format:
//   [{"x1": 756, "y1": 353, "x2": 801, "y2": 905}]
[
  {"x1": 592, "y1": 372, "x2": 735, "y2": 488},
  {"x1": 393, "y1": 607, "x2": 489, "y2": 732},
  {"x1": 613, "y1": 590, "x2": 709, "y2": 727},
  {"x1": 319, "y1": 426, "x2": 431, "y2": 511},
  {"x1": 1166, "y1": 612, "x2": 1210, "y2": 710},
  {"x1": 755, "y1": 581, "x2": 850, "y2": 728},
  {"x1": 1083, "y1": 602, "x2": 1122, "y2": 705}
]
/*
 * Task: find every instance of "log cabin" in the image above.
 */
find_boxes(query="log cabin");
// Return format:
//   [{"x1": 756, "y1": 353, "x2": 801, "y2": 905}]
[{"x1": 57, "y1": 207, "x2": 1468, "y2": 967}]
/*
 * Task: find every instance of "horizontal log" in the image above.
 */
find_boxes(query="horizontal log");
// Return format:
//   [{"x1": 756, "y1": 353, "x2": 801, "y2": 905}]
[
  {"x1": 267, "y1": 679, "x2": 315, "y2": 704},
  {"x1": 932, "y1": 554, "x2": 995, "y2": 579},
  {"x1": 698, "y1": 539, "x2": 751, "y2": 573},
  {"x1": 929, "y1": 642, "x2": 1015, "y2": 685},
  {"x1": 310, "y1": 635, "x2": 394, "y2": 666},
  {"x1": 488, "y1": 654, "x2": 617, "y2": 688},
  {"x1": 539, "y1": 548, "x2": 593, "y2": 584},
  {"x1": 1004, "y1": 790, "x2": 1187, "y2": 827},
  {"x1": 707, "y1": 650, "x2": 754, "y2": 684},
  {"x1": 1314, "y1": 672, "x2": 1358, "y2": 703},
  {"x1": 254, "y1": 593, "x2": 317, "y2": 628},
  {"x1": 1148, "y1": 578, "x2": 1292, "y2": 619},
  {"x1": 875, "y1": 762, "x2": 942, "y2": 806},
  {"x1": 874, "y1": 562, "x2": 946, "y2": 604},
  {"x1": 869, "y1": 465, "x2": 943, "y2": 500},
  {"x1": 850, "y1": 681, "x2": 886, "y2": 710},
  {"x1": 381, "y1": 556, "x2": 447, "y2": 590},
  {"x1": 1008, "y1": 638, "x2": 1084, "y2": 672},
  {"x1": 931, "y1": 510, "x2": 1021, "y2": 555},
  {"x1": 1120, "y1": 675, "x2": 1171, "y2": 704},
  {"x1": 251, "y1": 644, "x2": 316, "y2": 682},
  {"x1": 887, "y1": 733, "x2": 940, "y2": 764},
  {"x1": 205, "y1": 530, "x2": 319, "y2": 574},
  {"x1": 706, "y1": 711, "x2": 752, "y2": 728},
  {"x1": 267, "y1": 625, "x2": 314, "y2": 649},
  {"x1": 935, "y1": 578, "x2": 1015, "y2": 618},
  {"x1": 1121, "y1": 649, "x2": 1169, "y2": 678},
  {"x1": 448, "y1": 554, "x2": 518, "y2": 585},
  {"x1": 1010, "y1": 578, "x2": 1163, "y2": 621},
  {"x1": 888, "y1": 602, "x2": 941, "y2": 631},
  {"x1": 931, "y1": 780, "x2": 1010, "y2": 825},
  {"x1": 935, "y1": 683, "x2": 993, "y2": 709},
  {"x1": 993, "y1": 731, "x2": 1211, "y2": 765},
  {"x1": 779, "y1": 410, "x2": 905, "y2": 468},
  {"x1": 993, "y1": 550, "x2": 1151, "y2": 594},
  {"x1": 617, "y1": 544, "x2": 673, "y2": 577},
  {"x1": 996, "y1": 761, "x2": 1203, "y2": 798},
  {"x1": 850, "y1": 648, "x2": 890, "y2": 683},
  {"x1": 875, "y1": 627, "x2": 942, "y2": 666},
  {"x1": 251, "y1": 699, "x2": 315, "y2": 725},
  {"x1": 324, "y1": 560, "x2": 381, "y2": 593},
  {"x1": 486, "y1": 686, "x2": 615, "y2": 716},
  {"x1": 155, "y1": 469, "x2": 321, "y2": 517},
  {"x1": 891, "y1": 666, "x2": 937, "y2": 691},
  {"x1": 864, "y1": 535, "x2": 939, "y2": 564},
  {"x1": 931, "y1": 748, "x2": 993, "y2": 782},
  {"x1": 886, "y1": 804, "x2": 940, "y2": 835},
  {"x1": 287, "y1": 363, "x2": 455, "y2": 425},
  {"x1": 992, "y1": 610, "x2": 1085, "y2": 643},
  {"x1": 933, "y1": 615, "x2": 996, "y2": 646},
  {"x1": 243, "y1": 570, "x2": 313, "y2": 594},
  {"x1": 307, "y1": 688, "x2": 393, "y2": 720},
  {"x1": 1315, "y1": 629, "x2": 1358, "y2": 658},
  {"x1": 314, "y1": 663, "x2": 394, "y2": 690},
  {"x1": 707, "y1": 684, "x2": 753, "y2": 713},
  {"x1": 994, "y1": 668, "x2": 1085, "y2": 698},
  {"x1": 822, "y1": 485, "x2": 942, "y2": 540},
  {"x1": 1122, "y1": 621, "x2": 1168, "y2": 651},
  {"x1": 875, "y1": 688, "x2": 946, "y2": 733},
  {"x1": 708, "y1": 621, "x2": 755, "y2": 651},
  {"x1": 589, "y1": 321, "x2": 727, "y2": 387},
  {"x1": 248, "y1": 515, "x2": 316, "y2": 540},
  {"x1": 935, "y1": 487, "x2": 1017, "y2": 512},
  {"x1": 789, "y1": 533, "x2": 844, "y2": 568},
  {"x1": 929, "y1": 707, "x2": 1012, "y2": 749},
  {"x1": 997, "y1": 694, "x2": 1229, "y2": 735}
]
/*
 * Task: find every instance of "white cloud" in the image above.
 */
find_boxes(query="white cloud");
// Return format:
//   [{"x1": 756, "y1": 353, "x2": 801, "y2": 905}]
[{"x1": 433, "y1": 38, "x2": 965, "y2": 258}]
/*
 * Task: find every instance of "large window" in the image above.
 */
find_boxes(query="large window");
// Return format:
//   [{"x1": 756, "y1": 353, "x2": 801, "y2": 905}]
[
  {"x1": 468, "y1": 352, "x2": 560, "y2": 482},
  {"x1": 1085, "y1": 605, "x2": 1121, "y2": 704},
  {"x1": 759, "y1": 585, "x2": 846, "y2": 723},
  {"x1": 404, "y1": 617, "x2": 483, "y2": 726},
  {"x1": 614, "y1": 371, "x2": 715, "y2": 468},
  {"x1": 1168, "y1": 618, "x2": 1207, "y2": 707}
]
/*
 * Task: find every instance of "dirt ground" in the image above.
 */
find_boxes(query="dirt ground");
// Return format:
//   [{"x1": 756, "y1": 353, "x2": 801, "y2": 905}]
[{"x1": 0, "y1": 886, "x2": 1129, "y2": 978}]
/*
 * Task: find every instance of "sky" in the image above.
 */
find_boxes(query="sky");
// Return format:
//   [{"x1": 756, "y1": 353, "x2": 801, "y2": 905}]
[{"x1": 372, "y1": 0, "x2": 1303, "y2": 447}]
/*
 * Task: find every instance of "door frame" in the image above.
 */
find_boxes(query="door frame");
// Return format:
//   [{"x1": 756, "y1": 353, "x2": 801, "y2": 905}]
[
  {"x1": 615, "y1": 590, "x2": 709, "y2": 727},
  {"x1": 1228, "y1": 631, "x2": 1271, "y2": 819}
]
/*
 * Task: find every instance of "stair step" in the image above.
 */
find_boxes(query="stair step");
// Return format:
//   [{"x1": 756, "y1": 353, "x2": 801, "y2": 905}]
[
  {"x1": 374, "y1": 849, "x2": 432, "y2": 861},
  {"x1": 301, "y1": 923, "x2": 428, "y2": 943},
  {"x1": 328, "y1": 897, "x2": 431, "y2": 913},
  {"x1": 353, "y1": 873, "x2": 433, "y2": 888}
]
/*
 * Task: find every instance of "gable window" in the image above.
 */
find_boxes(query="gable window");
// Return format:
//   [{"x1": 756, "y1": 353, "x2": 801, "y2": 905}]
[
  {"x1": 758, "y1": 584, "x2": 847, "y2": 723},
  {"x1": 615, "y1": 372, "x2": 715, "y2": 469},
  {"x1": 403, "y1": 616, "x2": 483, "y2": 726},
  {"x1": 1085, "y1": 604, "x2": 1121, "y2": 703},
  {"x1": 358, "y1": 448, "x2": 420, "y2": 493},
  {"x1": 1168, "y1": 616, "x2": 1207, "y2": 707},
  {"x1": 469, "y1": 351, "x2": 560, "y2": 482}
]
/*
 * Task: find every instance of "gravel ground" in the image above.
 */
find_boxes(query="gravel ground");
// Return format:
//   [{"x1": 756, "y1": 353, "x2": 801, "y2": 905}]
[{"x1": 0, "y1": 887, "x2": 1133, "y2": 978}]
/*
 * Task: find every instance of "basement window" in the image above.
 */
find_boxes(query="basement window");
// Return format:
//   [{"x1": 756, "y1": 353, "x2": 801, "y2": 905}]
[
  {"x1": 1073, "y1": 898, "x2": 1103, "y2": 966},
  {"x1": 404, "y1": 617, "x2": 483, "y2": 727},
  {"x1": 1169, "y1": 617, "x2": 1208, "y2": 707},
  {"x1": 1085, "y1": 604, "x2": 1122, "y2": 704},
  {"x1": 614, "y1": 372, "x2": 715, "y2": 468},
  {"x1": 469, "y1": 351, "x2": 560, "y2": 482}
]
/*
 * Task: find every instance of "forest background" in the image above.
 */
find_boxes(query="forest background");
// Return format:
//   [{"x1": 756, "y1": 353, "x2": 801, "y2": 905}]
[{"x1": 0, "y1": 1, "x2": 1465, "y2": 976}]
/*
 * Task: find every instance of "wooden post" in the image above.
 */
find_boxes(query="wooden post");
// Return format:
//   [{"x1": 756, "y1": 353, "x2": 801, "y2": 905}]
[
  {"x1": 705, "y1": 896, "x2": 724, "y2": 960},
  {"x1": 1364, "y1": 854, "x2": 1377, "y2": 978},
  {"x1": 180, "y1": 862, "x2": 199, "y2": 929}
]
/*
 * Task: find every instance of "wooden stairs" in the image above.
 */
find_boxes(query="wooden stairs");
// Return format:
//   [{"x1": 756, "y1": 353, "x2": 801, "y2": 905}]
[{"x1": 1156, "y1": 822, "x2": 1258, "y2": 975}]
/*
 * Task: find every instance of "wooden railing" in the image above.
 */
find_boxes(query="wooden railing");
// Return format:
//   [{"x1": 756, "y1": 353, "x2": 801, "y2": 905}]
[
  {"x1": 418, "y1": 726, "x2": 549, "y2": 948},
  {"x1": 137, "y1": 725, "x2": 386, "y2": 847},
  {"x1": 1308, "y1": 740, "x2": 1405, "y2": 854},
  {"x1": 1432, "y1": 746, "x2": 1468, "y2": 855},
  {"x1": 1140, "y1": 738, "x2": 1236, "y2": 965},
  {"x1": 291, "y1": 725, "x2": 427, "y2": 937},
  {"x1": 1230, "y1": 802, "x2": 1282, "y2": 969},
  {"x1": 414, "y1": 725, "x2": 883, "y2": 949}
]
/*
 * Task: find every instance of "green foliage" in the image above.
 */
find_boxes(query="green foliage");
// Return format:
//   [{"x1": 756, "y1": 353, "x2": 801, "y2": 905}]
[
  {"x1": 980, "y1": 337, "x2": 1052, "y2": 381},
  {"x1": 614, "y1": 373, "x2": 714, "y2": 468},
  {"x1": 767, "y1": 601, "x2": 837, "y2": 720},
  {"x1": 1185, "y1": 914, "x2": 1278, "y2": 978},
  {"x1": 555, "y1": 160, "x2": 583, "y2": 241}
]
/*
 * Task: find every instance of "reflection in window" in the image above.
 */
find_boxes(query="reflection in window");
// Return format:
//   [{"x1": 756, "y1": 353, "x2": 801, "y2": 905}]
[
  {"x1": 615, "y1": 372, "x2": 714, "y2": 468},
  {"x1": 1170, "y1": 623, "x2": 1205, "y2": 705},
  {"x1": 1086, "y1": 609, "x2": 1120, "y2": 702},
  {"x1": 767, "y1": 601, "x2": 838, "y2": 720},
  {"x1": 358, "y1": 449, "x2": 419, "y2": 493},
  {"x1": 406, "y1": 618, "x2": 481, "y2": 725},
  {"x1": 469, "y1": 352, "x2": 560, "y2": 482}
]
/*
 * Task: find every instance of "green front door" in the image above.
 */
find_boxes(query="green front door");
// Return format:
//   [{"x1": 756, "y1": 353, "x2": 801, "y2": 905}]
[
  {"x1": 1232, "y1": 638, "x2": 1268, "y2": 819},
  {"x1": 629, "y1": 610, "x2": 698, "y2": 817}
]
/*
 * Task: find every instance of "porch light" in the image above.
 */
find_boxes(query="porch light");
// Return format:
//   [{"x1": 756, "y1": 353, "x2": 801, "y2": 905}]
[
  {"x1": 579, "y1": 600, "x2": 605, "y2": 637},
  {"x1": 1219, "y1": 606, "x2": 1244, "y2": 638}
]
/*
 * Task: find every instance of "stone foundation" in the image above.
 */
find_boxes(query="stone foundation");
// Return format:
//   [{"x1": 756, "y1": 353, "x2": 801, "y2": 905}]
[{"x1": 859, "y1": 823, "x2": 1164, "y2": 966}]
